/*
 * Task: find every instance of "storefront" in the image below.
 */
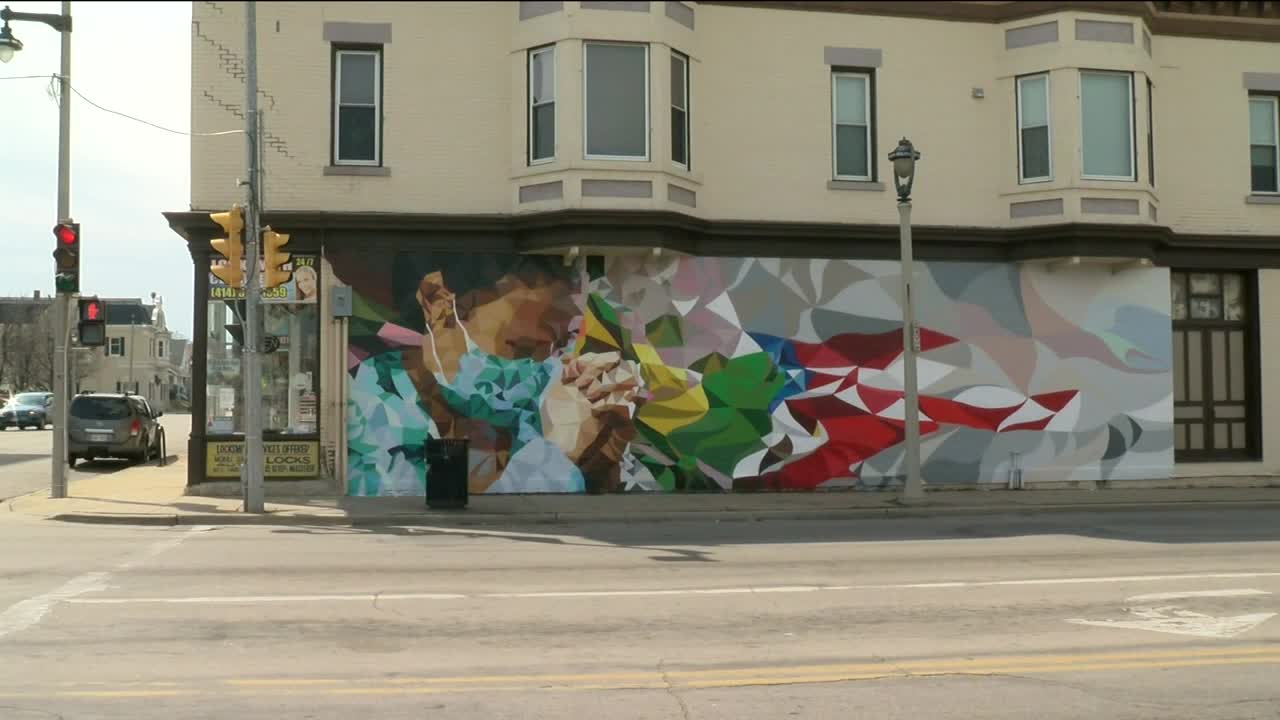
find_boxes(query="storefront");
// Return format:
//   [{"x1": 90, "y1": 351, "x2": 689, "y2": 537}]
[
  {"x1": 190, "y1": 241, "x2": 326, "y2": 489},
  {"x1": 168, "y1": 212, "x2": 1275, "y2": 498}
]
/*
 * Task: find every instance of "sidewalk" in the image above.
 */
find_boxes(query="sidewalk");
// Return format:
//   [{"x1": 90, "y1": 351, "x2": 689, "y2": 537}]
[{"x1": 4, "y1": 456, "x2": 1280, "y2": 527}]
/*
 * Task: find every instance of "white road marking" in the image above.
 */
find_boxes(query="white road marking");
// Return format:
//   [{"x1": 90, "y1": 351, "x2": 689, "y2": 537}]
[
  {"x1": 1067, "y1": 606, "x2": 1276, "y2": 639},
  {"x1": 1126, "y1": 588, "x2": 1272, "y2": 602},
  {"x1": 0, "y1": 527, "x2": 206, "y2": 640},
  {"x1": 63, "y1": 570, "x2": 1280, "y2": 606}
]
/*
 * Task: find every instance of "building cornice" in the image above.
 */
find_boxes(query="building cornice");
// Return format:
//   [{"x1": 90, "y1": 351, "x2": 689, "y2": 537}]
[
  {"x1": 700, "y1": 1, "x2": 1280, "y2": 43},
  {"x1": 164, "y1": 209, "x2": 1280, "y2": 269}
]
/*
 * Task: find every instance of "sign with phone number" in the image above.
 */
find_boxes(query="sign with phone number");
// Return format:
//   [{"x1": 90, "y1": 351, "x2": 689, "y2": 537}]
[{"x1": 206, "y1": 440, "x2": 319, "y2": 478}]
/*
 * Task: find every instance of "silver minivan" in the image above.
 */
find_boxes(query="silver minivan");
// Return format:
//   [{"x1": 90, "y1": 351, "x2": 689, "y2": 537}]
[{"x1": 67, "y1": 393, "x2": 163, "y2": 467}]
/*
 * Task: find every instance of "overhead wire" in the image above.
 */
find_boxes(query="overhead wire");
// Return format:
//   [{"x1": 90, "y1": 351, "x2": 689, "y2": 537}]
[{"x1": 4, "y1": 72, "x2": 243, "y2": 138}]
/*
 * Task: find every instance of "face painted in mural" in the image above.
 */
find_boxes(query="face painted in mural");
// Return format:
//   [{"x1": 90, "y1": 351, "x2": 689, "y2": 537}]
[
  {"x1": 341, "y1": 253, "x2": 1172, "y2": 497},
  {"x1": 404, "y1": 265, "x2": 640, "y2": 493}
]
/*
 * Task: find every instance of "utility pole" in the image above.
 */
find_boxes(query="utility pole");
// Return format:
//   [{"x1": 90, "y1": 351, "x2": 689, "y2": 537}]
[
  {"x1": 51, "y1": 0, "x2": 72, "y2": 499},
  {"x1": 241, "y1": 1, "x2": 264, "y2": 512}
]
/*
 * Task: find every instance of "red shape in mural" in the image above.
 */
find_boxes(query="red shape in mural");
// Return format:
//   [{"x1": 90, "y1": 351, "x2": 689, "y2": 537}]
[{"x1": 757, "y1": 330, "x2": 1079, "y2": 490}]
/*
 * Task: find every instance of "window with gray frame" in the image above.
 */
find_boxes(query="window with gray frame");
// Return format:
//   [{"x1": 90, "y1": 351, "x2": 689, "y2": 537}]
[
  {"x1": 108, "y1": 337, "x2": 125, "y2": 357},
  {"x1": 1080, "y1": 70, "x2": 1134, "y2": 180},
  {"x1": 529, "y1": 45, "x2": 555, "y2": 164},
  {"x1": 1250, "y1": 95, "x2": 1279, "y2": 193},
  {"x1": 1017, "y1": 73, "x2": 1051, "y2": 182},
  {"x1": 1171, "y1": 271, "x2": 1258, "y2": 460},
  {"x1": 671, "y1": 51, "x2": 689, "y2": 167},
  {"x1": 333, "y1": 48, "x2": 382, "y2": 165},
  {"x1": 584, "y1": 42, "x2": 649, "y2": 160},
  {"x1": 832, "y1": 71, "x2": 873, "y2": 180}
]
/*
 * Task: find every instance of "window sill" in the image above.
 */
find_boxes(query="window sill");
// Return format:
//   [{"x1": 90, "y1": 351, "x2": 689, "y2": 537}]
[
  {"x1": 324, "y1": 165, "x2": 391, "y2": 177},
  {"x1": 1245, "y1": 194, "x2": 1280, "y2": 205},
  {"x1": 827, "y1": 180, "x2": 885, "y2": 192}
]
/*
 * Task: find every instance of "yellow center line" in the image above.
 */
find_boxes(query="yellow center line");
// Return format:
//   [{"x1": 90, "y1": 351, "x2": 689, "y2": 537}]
[{"x1": 4, "y1": 646, "x2": 1278, "y2": 699}]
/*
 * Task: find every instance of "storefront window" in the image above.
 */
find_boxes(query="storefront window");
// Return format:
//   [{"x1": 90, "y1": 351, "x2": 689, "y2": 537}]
[{"x1": 205, "y1": 256, "x2": 320, "y2": 436}]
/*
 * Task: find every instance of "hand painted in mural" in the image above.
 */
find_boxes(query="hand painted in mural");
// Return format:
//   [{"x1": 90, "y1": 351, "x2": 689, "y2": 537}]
[{"x1": 542, "y1": 351, "x2": 641, "y2": 488}]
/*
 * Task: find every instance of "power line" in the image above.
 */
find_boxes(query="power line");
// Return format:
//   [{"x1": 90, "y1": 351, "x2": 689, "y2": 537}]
[
  {"x1": 68, "y1": 84, "x2": 242, "y2": 138},
  {"x1": 6, "y1": 72, "x2": 242, "y2": 138}
]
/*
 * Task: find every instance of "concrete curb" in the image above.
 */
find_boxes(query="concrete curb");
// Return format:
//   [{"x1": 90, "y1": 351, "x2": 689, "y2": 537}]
[{"x1": 44, "y1": 498, "x2": 1280, "y2": 528}]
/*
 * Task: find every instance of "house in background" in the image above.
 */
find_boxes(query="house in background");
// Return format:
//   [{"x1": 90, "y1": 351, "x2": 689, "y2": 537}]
[
  {"x1": 0, "y1": 292, "x2": 57, "y2": 396},
  {"x1": 77, "y1": 294, "x2": 183, "y2": 412}
]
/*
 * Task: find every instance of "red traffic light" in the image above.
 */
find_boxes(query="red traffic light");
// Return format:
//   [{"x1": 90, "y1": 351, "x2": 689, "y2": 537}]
[{"x1": 54, "y1": 223, "x2": 78, "y2": 245}]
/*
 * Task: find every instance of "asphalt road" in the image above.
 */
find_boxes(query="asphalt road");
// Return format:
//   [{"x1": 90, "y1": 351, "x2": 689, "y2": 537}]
[
  {"x1": 0, "y1": 507, "x2": 1277, "y2": 719},
  {"x1": 0, "y1": 413, "x2": 190, "y2": 501}
]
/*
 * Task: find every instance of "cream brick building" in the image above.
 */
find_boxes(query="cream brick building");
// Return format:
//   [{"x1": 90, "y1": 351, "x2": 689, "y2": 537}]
[{"x1": 168, "y1": 1, "x2": 1280, "y2": 495}]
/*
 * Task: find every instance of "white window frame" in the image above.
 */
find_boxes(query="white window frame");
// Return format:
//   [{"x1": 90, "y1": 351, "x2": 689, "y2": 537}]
[
  {"x1": 1250, "y1": 95, "x2": 1280, "y2": 195},
  {"x1": 831, "y1": 71, "x2": 873, "y2": 182},
  {"x1": 332, "y1": 48, "x2": 382, "y2": 167},
  {"x1": 583, "y1": 41, "x2": 651, "y2": 162},
  {"x1": 1079, "y1": 70, "x2": 1136, "y2": 182},
  {"x1": 528, "y1": 45, "x2": 556, "y2": 165},
  {"x1": 671, "y1": 51, "x2": 689, "y2": 169},
  {"x1": 108, "y1": 337, "x2": 125, "y2": 357},
  {"x1": 1016, "y1": 73, "x2": 1053, "y2": 184}
]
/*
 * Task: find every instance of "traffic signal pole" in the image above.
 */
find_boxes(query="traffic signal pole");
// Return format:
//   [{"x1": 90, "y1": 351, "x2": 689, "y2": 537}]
[
  {"x1": 241, "y1": 1, "x2": 265, "y2": 513},
  {"x1": 51, "y1": 0, "x2": 72, "y2": 499}
]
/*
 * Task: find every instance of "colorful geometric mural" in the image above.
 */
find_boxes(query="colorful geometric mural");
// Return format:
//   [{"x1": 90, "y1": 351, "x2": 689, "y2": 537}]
[{"x1": 335, "y1": 251, "x2": 1173, "y2": 496}]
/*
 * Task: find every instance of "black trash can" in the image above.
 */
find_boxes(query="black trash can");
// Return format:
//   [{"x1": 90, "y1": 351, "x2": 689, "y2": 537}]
[{"x1": 425, "y1": 438, "x2": 469, "y2": 509}]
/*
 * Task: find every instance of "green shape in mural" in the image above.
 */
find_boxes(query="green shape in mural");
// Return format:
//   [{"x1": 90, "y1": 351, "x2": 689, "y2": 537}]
[
  {"x1": 581, "y1": 293, "x2": 638, "y2": 361},
  {"x1": 633, "y1": 352, "x2": 784, "y2": 488},
  {"x1": 690, "y1": 352, "x2": 729, "y2": 376},
  {"x1": 701, "y1": 352, "x2": 784, "y2": 414},
  {"x1": 645, "y1": 314, "x2": 685, "y2": 348}
]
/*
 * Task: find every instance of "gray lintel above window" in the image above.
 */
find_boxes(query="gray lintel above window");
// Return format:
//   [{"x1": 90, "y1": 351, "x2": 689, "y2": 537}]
[
  {"x1": 581, "y1": 1, "x2": 650, "y2": 11},
  {"x1": 1243, "y1": 73, "x2": 1280, "y2": 92},
  {"x1": 324, "y1": 165, "x2": 391, "y2": 177},
  {"x1": 323, "y1": 22, "x2": 392, "y2": 44},
  {"x1": 665, "y1": 1, "x2": 694, "y2": 29},
  {"x1": 1075, "y1": 19, "x2": 1134, "y2": 44},
  {"x1": 519, "y1": 1, "x2": 563, "y2": 20},
  {"x1": 1246, "y1": 195, "x2": 1280, "y2": 205},
  {"x1": 1005, "y1": 21, "x2": 1058, "y2": 50},
  {"x1": 824, "y1": 46, "x2": 882, "y2": 68},
  {"x1": 827, "y1": 180, "x2": 885, "y2": 192}
]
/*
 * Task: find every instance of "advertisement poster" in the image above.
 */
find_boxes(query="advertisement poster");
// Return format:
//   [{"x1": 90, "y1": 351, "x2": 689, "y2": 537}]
[
  {"x1": 206, "y1": 440, "x2": 320, "y2": 478},
  {"x1": 209, "y1": 255, "x2": 318, "y2": 304}
]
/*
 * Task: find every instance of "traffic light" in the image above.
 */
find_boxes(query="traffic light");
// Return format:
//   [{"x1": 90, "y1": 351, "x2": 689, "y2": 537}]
[
  {"x1": 77, "y1": 296, "x2": 106, "y2": 347},
  {"x1": 52, "y1": 222, "x2": 81, "y2": 294},
  {"x1": 209, "y1": 205, "x2": 244, "y2": 288},
  {"x1": 261, "y1": 226, "x2": 292, "y2": 289}
]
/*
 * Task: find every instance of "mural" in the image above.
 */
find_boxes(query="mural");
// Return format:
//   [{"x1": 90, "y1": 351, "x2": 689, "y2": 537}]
[{"x1": 336, "y1": 251, "x2": 1173, "y2": 496}]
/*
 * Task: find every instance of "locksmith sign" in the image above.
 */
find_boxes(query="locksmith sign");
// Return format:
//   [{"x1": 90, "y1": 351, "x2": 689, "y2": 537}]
[{"x1": 206, "y1": 440, "x2": 320, "y2": 478}]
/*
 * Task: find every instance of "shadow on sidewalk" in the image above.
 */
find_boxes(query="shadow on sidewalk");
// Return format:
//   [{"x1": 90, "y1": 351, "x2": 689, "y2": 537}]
[{"x1": 257, "y1": 505, "x2": 1280, "y2": 562}]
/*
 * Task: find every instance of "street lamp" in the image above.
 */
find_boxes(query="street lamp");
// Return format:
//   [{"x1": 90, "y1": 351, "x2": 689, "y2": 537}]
[
  {"x1": 887, "y1": 137, "x2": 924, "y2": 501},
  {"x1": 3, "y1": 2, "x2": 74, "y2": 500},
  {"x1": 0, "y1": 18, "x2": 24, "y2": 62}
]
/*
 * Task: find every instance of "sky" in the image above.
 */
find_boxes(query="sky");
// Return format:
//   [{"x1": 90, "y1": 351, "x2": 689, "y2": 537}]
[{"x1": 1, "y1": 1, "x2": 194, "y2": 337}]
